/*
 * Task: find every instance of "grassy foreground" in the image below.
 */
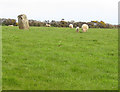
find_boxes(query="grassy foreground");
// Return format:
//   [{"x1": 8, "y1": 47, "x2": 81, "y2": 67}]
[{"x1": 2, "y1": 26, "x2": 118, "y2": 90}]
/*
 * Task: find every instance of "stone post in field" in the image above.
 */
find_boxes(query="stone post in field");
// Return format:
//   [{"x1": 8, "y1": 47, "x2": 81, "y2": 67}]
[{"x1": 18, "y1": 14, "x2": 29, "y2": 30}]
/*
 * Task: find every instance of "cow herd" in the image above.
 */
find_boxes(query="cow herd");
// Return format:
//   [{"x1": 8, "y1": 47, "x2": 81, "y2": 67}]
[{"x1": 69, "y1": 24, "x2": 89, "y2": 33}]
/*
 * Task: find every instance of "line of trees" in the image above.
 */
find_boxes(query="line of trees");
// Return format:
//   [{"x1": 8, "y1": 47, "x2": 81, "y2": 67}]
[
  {"x1": 1, "y1": 18, "x2": 18, "y2": 26},
  {"x1": 0, "y1": 18, "x2": 118, "y2": 28},
  {"x1": 29, "y1": 19, "x2": 118, "y2": 28}
]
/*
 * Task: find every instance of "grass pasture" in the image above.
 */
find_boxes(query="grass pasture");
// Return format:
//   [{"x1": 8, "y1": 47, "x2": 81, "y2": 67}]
[{"x1": 2, "y1": 26, "x2": 118, "y2": 90}]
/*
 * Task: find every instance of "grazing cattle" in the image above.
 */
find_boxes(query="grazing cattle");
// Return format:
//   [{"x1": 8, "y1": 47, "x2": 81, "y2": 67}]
[
  {"x1": 69, "y1": 24, "x2": 73, "y2": 28},
  {"x1": 8, "y1": 25, "x2": 13, "y2": 27},
  {"x1": 46, "y1": 24, "x2": 51, "y2": 27},
  {"x1": 81, "y1": 24, "x2": 89, "y2": 32},
  {"x1": 76, "y1": 27, "x2": 79, "y2": 32}
]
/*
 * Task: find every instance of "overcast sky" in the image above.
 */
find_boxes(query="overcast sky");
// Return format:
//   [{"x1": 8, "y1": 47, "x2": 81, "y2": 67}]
[{"x1": 0, "y1": 0, "x2": 119, "y2": 24}]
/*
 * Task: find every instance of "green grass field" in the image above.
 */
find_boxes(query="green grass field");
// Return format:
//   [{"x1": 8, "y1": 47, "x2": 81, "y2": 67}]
[{"x1": 2, "y1": 26, "x2": 118, "y2": 90}]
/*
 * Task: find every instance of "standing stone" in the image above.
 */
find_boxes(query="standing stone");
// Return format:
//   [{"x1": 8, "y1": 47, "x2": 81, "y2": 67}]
[{"x1": 18, "y1": 14, "x2": 29, "y2": 29}]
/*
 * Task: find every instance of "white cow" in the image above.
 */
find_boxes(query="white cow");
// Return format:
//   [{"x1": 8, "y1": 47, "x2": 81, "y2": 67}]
[
  {"x1": 82, "y1": 24, "x2": 89, "y2": 32},
  {"x1": 76, "y1": 27, "x2": 79, "y2": 32},
  {"x1": 69, "y1": 24, "x2": 73, "y2": 28},
  {"x1": 46, "y1": 24, "x2": 51, "y2": 27},
  {"x1": 8, "y1": 25, "x2": 13, "y2": 27}
]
